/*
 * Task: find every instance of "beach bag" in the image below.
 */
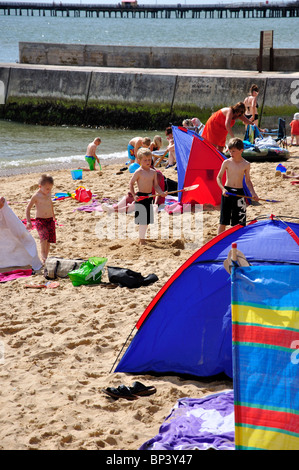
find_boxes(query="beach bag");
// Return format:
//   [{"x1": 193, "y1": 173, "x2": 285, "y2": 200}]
[
  {"x1": 107, "y1": 266, "x2": 158, "y2": 288},
  {"x1": 75, "y1": 186, "x2": 92, "y2": 203},
  {"x1": 44, "y1": 257, "x2": 86, "y2": 280},
  {"x1": 255, "y1": 136, "x2": 279, "y2": 149},
  {"x1": 68, "y1": 257, "x2": 107, "y2": 286}
]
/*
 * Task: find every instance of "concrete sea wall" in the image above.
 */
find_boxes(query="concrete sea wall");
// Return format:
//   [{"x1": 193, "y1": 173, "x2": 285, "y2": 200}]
[
  {"x1": 0, "y1": 63, "x2": 298, "y2": 129},
  {"x1": 19, "y1": 42, "x2": 299, "y2": 73}
]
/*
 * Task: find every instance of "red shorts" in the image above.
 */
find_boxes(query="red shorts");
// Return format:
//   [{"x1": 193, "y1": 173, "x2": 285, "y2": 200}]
[{"x1": 35, "y1": 217, "x2": 56, "y2": 243}]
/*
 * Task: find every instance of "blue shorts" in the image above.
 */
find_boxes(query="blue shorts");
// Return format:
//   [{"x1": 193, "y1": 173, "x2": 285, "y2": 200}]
[{"x1": 127, "y1": 144, "x2": 135, "y2": 162}]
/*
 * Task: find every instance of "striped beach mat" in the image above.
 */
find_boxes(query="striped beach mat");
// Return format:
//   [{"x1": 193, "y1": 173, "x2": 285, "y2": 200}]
[{"x1": 231, "y1": 265, "x2": 299, "y2": 450}]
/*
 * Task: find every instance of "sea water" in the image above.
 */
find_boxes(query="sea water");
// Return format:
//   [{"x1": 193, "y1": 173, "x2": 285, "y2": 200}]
[
  {"x1": 0, "y1": 13, "x2": 298, "y2": 63},
  {"x1": 0, "y1": 12, "x2": 298, "y2": 174},
  {"x1": 0, "y1": 120, "x2": 140, "y2": 175}
]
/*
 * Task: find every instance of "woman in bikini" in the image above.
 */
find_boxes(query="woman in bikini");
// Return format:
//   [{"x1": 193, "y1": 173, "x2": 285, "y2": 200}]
[{"x1": 244, "y1": 84, "x2": 260, "y2": 127}]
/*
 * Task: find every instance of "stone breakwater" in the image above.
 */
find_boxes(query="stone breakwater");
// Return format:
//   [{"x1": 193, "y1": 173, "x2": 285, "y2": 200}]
[
  {"x1": 0, "y1": 63, "x2": 298, "y2": 129},
  {"x1": 19, "y1": 43, "x2": 299, "y2": 72}
]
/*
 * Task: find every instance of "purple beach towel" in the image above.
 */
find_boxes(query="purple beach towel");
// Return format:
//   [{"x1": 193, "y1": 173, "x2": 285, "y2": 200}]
[
  {"x1": 73, "y1": 199, "x2": 103, "y2": 213},
  {"x1": 140, "y1": 390, "x2": 235, "y2": 451}
]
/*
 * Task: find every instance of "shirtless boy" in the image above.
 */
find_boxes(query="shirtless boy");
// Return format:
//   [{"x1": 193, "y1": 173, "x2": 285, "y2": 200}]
[
  {"x1": 26, "y1": 174, "x2": 56, "y2": 263},
  {"x1": 127, "y1": 136, "x2": 151, "y2": 163},
  {"x1": 85, "y1": 137, "x2": 101, "y2": 171},
  {"x1": 129, "y1": 148, "x2": 167, "y2": 244},
  {"x1": 216, "y1": 138, "x2": 258, "y2": 235}
]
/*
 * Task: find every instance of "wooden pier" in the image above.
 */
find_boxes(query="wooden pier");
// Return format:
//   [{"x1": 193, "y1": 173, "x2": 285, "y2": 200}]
[{"x1": 0, "y1": 2, "x2": 298, "y2": 19}]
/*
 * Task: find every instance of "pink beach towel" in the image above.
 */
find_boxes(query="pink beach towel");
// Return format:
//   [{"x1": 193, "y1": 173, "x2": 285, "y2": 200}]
[{"x1": 0, "y1": 269, "x2": 32, "y2": 283}]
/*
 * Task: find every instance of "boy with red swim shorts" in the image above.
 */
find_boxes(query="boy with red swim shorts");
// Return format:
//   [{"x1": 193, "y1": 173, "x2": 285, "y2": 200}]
[{"x1": 26, "y1": 174, "x2": 56, "y2": 263}]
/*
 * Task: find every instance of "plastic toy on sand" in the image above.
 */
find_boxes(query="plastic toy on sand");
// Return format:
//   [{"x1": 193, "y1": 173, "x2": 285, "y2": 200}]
[
  {"x1": 71, "y1": 169, "x2": 83, "y2": 180},
  {"x1": 276, "y1": 164, "x2": 287, "y2": 173},
  {"x1": 129, "y1": 162, "x2": 140, "y2": 173}
]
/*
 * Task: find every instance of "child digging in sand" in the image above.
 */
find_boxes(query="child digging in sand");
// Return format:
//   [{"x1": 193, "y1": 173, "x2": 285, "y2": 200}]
[
  {"x1": 216, "y1": 138, "x2": 259, "y2": 235},
  {"x1": 26, "y1": 174, "x2": 56, "y2": 263},
  {"x1": 129, "y1": 148, "x2": 167, "y2": 245},
  {"x1": 84, "y1": 137, "x2": 102, "y2": 171}
]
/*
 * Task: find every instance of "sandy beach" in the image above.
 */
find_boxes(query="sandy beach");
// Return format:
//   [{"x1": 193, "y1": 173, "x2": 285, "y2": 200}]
[{"x1": 0, "y1": 146, "x2": 298, "y2": 451}]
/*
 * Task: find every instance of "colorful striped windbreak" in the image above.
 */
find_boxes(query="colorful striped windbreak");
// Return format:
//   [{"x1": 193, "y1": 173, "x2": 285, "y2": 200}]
[{"x1": 231, "y1": 265, "x2": 299, "y2": 450}]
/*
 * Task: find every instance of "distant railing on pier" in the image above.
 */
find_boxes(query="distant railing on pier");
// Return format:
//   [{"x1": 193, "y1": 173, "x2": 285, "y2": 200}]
[{"x1": 0, "y1": 2, "x2": 298, "y2": 18}]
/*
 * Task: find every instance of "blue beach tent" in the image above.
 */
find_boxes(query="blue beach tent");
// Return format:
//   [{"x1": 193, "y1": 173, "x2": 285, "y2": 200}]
[{"x1": 115, "y1": 217, "x2": 299, "y2": 378}]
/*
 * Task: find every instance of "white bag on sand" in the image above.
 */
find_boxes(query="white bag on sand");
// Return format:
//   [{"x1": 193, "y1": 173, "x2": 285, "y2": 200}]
[
  {"x1": 255, "y1": 136, "x2": 279, "y2": 148},
  {"x1": 0, "y1": 200, "x2": 42, "y2": 270}
]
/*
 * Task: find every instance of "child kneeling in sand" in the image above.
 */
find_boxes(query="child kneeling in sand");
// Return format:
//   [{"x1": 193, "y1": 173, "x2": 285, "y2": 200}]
[
  {"x1": 26, "y1": 174, "x2": 56, "y2": 263},
  {"x1": 85, "y1": 137, "x2": 102, "y2": 171},
  {"x1": 216, "y1": 138, "x2": 259, "y2": 235},
  {"x1": 129, "y1": 148, "x2": 167, "y2": 245}
]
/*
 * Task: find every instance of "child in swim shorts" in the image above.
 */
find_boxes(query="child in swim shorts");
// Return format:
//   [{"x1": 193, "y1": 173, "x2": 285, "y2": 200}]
[
  {"x1": 216, "y1": 138, "x2": 259, "y2": 235},
  {"x1": 26, "y1": 174, "x2": 56, "y2": 263},
  {"x1": 85, "y1": 137, "x2": 102, "y2": 170},
  {"x1": 290, "y1": 113, "x2": 299, "y2": 146},
  {"x1": 129, "y1": 148, "x2": 166, "y2": 245},
  {"x1": 127, "y1": 136, "x2": 151, "y2": 164}
]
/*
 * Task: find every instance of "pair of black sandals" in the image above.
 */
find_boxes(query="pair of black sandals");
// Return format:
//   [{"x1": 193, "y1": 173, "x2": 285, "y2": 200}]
[{"x1": 102, "y1": 381, "x2": 156, "y2": 401}]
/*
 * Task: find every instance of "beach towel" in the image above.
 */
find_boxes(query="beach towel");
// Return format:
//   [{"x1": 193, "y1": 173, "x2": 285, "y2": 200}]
[
  {"x1": 0, "y1": 200, "x2": 42, "y2": 271},
  {"x1": 73, "y1": 199, "x2": 103, "y2": 213},
  {"x1": 232, "y1": 265, "x2": 299, "y2": 450},
  {"x1": 0, "y1": 269, "x2": 32, "y2": 283},
  {"x1": 140, "y1": 391, "x2": 235, "y2": 450}
]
